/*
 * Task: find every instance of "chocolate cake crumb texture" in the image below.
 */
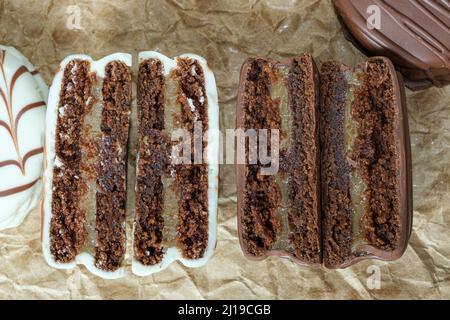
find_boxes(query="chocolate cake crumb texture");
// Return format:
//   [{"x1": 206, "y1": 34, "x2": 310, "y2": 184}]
[
  {"x1": 352, "y1": 59, "x2": 401, "y2": 251},
  {"x1": 285, "y1": 55, "x2": 321, "y2": 264},
  {"x1": 241, "y1": 58, "x2": 282, "y2": 257},
  {"x1": 50, "y1": 60, "x2": 92, "y2": 263},
  {"x1": 95, "y1": 61, "x2": 131, "y2": 271},
  {"x1": 319, "y1": 61, "x2": 353, "y2": 267},
  {"x1": 134, "y1": 59, "x2": 167, "y2": 265},
  {"x1": 174, "y1": 58, "x2": 209, "y2": 259}
]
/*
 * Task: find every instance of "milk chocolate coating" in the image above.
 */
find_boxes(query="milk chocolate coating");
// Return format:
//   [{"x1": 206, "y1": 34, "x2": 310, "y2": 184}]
[
  {"x1": 333, "y1": 0, "x2": 450, "y2": 90},
  {"x1": 320, "y1": 57, "x2": 413, "y2": 268},
  {"x1": 236, "y1": 55, "x2": 413, "y2": 269},
  {"x1": 236, "y1": 54, "x2": 322, "y2": 267}
]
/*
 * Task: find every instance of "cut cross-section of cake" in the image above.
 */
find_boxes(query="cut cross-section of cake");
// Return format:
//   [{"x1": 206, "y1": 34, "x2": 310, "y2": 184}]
[
  {"x1": 236, "y1": 54, "x2": 412, "y2": 268},
  {"x1": 42, "y1": 53, "x2": 132, "y2": 279},
  {"x1": 319, "y1": 57, "x2": 412, "y2": 268},
  {"x1": 132, "y1": 52, "x2": 219, "y2": 276},
  {"x1": 236, "y1": 53, "x2": 322, "y2": 266}
]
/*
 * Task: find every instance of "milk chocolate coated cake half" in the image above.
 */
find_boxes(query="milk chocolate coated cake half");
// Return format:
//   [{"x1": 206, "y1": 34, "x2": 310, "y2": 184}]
[
  {"x1": 0, "y1": 45, "x2": 48, "y2": 230},
  {"x1": 42, "y1": 53, "x2": 132, "y2": 279},
  {"x1": 236, "y1": 54, "x2": 322, "y2": 266},
  {"x1": 132, "y1": 52, "x2": 219, "y2": 276},
  {"x1": 320, "y1": 57, "x2": 412, "y2": 268},
  {"x1": 333, "y1": 0, "x2": 450, "y2": 90},
  {"x1": 236, "y1": 54, "x2": 412, "y2": 268}
]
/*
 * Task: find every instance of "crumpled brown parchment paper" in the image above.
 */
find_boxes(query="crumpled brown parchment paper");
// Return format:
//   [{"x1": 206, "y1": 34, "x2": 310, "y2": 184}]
[{"x1": 0, "y1": 0, "x2": 449, "y2": 300}]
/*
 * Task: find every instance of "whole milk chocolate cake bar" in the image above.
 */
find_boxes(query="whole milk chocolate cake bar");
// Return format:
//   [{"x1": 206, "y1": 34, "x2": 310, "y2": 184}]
[
  {"x1": 133, "y1": 52, "x2": 219, "y2": 276},
  {"x1": 333, "y1": 0, "x2": 450, "y2": 90},
  {"x1": 42, "y1": 53, "x2": 132, "y2": 279},
  {"x1": 236, "y1": 54, "x2": 412, "y2": 268}
]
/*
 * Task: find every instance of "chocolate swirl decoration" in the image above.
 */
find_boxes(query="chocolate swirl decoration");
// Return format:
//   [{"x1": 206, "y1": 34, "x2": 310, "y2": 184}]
[{"x1": 0, "y1": 49, "x2": 45, "y2": 197}]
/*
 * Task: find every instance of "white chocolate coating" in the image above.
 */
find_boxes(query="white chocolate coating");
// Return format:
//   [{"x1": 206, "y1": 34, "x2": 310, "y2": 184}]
[
  {"x1": 0, "y1": 45, "x2": 47, "y2": 230},
  {"x1": 42, "y1": 53, "x2": 131, "y2": 279},
  {"x1": 132, "y1": 52, "x2": 219, "y2": 276}
]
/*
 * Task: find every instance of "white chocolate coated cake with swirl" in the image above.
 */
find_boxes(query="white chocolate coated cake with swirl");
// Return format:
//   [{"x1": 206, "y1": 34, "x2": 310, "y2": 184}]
[{"x1": 0, "y1": 45, "x2": 47, "y2": 230}]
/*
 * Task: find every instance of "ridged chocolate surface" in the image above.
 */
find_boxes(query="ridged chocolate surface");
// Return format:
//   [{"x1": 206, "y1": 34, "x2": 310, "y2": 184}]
[{"x1": 334, "y1": 0, "x2": 450, "y2": 90}]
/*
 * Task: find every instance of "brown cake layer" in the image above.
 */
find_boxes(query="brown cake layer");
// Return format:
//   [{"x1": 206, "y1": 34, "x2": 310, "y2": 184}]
[
  {"x1": 134, "y1": 59, "x2": 167, "y2": 265},
  {"x1": 237, "y1": 58, "x2": 282, "y2": 257},
  {"x1": 50, "y1": 60, "x2": 92, "y2": 263},
  {"x1": 319, "y1": 61, "x2": 353, "y2": 267},
  {"x1": 174, "y1": 58, "x2": 209, "y2": 259},
  {"x1": 352, "y1": 59, "x2": 401, "y2": 250},
  {"x1": 285, "y1": 55, "x2": 321, "y2": 264},
  {"x1": 95, "y1": 61, "x2": 131, "y2": 271}
]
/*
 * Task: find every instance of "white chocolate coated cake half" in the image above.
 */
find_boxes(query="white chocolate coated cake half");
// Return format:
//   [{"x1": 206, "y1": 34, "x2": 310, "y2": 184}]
[
  {"x1": 132, "y1": 52, "x2": 219, "y2": 276},
  {"x1": 42, "y1": 53, "x2": 132, "y2": 279}
]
